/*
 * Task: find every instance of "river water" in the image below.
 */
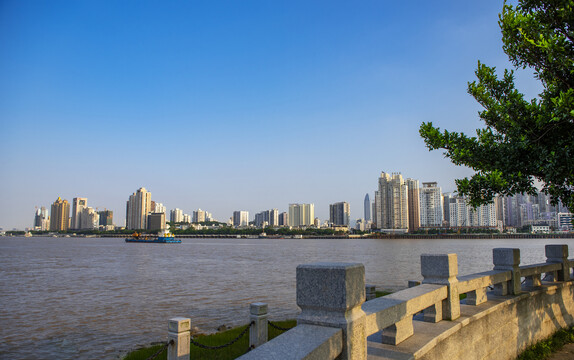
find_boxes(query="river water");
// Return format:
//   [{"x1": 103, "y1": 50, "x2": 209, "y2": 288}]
[{"x1": 1, "y1": 236, "x2": 573, "y2": 359}]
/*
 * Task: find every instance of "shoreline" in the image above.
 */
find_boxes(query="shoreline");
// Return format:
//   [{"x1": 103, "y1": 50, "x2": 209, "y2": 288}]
[{"x1": 4, "y1": 233, "x2": 573, "y2": 240}]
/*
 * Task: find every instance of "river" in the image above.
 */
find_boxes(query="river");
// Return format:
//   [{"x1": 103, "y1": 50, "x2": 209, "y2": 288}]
[{"x1": 1, "y1": 236, "x2": 573, "y2": 359}]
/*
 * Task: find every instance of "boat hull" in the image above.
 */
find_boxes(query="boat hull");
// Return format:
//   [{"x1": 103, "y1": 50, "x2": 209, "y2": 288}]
[{"x1": 125, "y1": 238, "x2": 181, "y2": 244}]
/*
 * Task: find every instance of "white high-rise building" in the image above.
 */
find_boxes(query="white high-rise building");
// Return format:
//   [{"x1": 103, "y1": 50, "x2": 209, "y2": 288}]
[
  {"x1": 193, "y1": 209, "x2": 206, "y2": 223},
  {"x1": 80, "y1": 207, "x2": 99, "y2": 229},
  {"x1": 419, "y1": 182, "x2": 443, "y2": 228},
  {"x1": 233, "y1": 211, "x2": 249, "y2": 227},
  {"x1": 71, "y1": 197, "x2": 87, "y2": 230},
  {"x1": 449, "y1": 196, "x2": 497, "y2": 228},
  {"x1": 154, "y1": 202, "x2": 166, "y2": 214},
  {"x1": 288, "y1": 203, "x2": 315, "y2": 227},
  {"x1": 126, "y1": 187, "x2": 152, "y2": 230},
  {"x1": 170, "y1": 208, "x2": 183, "y2": 223},
  {"x1": 374, "y1": 172, "x2": 409, "y2": 230}
]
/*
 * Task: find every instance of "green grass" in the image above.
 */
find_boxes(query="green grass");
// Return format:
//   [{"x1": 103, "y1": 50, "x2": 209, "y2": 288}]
[
  {"x1": 376, "y1": 290, "x2": 391, "y2": 297},
  {"x1": 517, "y1": 327, "x2": 574, "y2": 360},
  {"x1": 123, "y1": 320, "x2": 296, "y2": 360}
]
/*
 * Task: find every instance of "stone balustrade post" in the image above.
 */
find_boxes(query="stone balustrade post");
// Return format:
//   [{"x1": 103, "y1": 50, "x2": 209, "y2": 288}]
[
  {"x1": 546, "y1": 245, "x2": 570, "y2": 282},
  {"x1": 365, "y1": 284, "x2": 376, "y2": 301},
  {"x1": 249, "y1": 302, "x2": 268, "y2": 349},
  {"x1": 168, "y1": 317, "x2": 191, "y2": 360},
  {"x1": 493, "y1": 248, "x2": 521, "y2": 295},
  {"x1": 297, "y1": 262, "x2": 367, "y2": 360},
  {"x1": 421, "y1": 254, "x2": 460, "y2": 321}
]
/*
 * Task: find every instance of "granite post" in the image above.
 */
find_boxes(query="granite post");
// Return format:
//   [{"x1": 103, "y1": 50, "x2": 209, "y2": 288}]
[
  {"x1": 249, "y1": 302, "x2": 268, "y2": 349},
  {"x1": 296, "y1": 262, "x2": 366, "y2": 360},
  {"x1": 546, "y1": 245, "x2": 570, "y2": 282},
  {"x1": 493, "y1": 248, "x2": 521, "y2": 295},
  {"x1": 421, "y1": 254, "x2": 460, "y2": 321},
  {"x1": 168, "y1": 317, "x2": 190, "y2": 360}
]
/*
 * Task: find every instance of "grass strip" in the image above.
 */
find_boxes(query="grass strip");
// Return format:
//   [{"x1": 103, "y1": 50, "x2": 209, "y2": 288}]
[
  {"x1": 123, "y1": 320, "x2": 296, "y2": 360},
  {"x1": 517, "y1": 327, "x2": 574, "y2": 360}
]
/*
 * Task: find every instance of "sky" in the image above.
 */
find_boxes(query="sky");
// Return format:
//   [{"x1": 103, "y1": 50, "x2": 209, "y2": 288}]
[{"x1": 0, "y1": 0, "x2": 541, "y2": 230}]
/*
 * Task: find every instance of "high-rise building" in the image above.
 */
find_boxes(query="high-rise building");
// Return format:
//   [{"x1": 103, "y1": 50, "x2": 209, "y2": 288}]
[
  {"x1": 126, "y1": 187, "x2": 152, "y2": 230},
  {"x1": 278, "y1": 212, "x2": 288, "y2": 226},
  {"x1": 374, "y1": 172, "x2": 409, "y2": 230},
  {"x1": 98, "y1": 210, "x2": 113, "y2": 226},
  {"x1": 193, "y1": 209, "x2": 206, "y2": 223},
  {"x1": 406, "y1": 178, "x2": 420, "y2": 232},
  {"x1": 253, "y1": 209, "x2": 280, "y2": 228},
  {"x1": 443, "y1": 193, "x2": 454, "y2": 226},
  {"x1": 153, "y1": 202, "x2": 166, "y2": 214},
  {"x1": 80, "y1": 207, "x2": 99, "y2": 229},
  {"x1": 34, "y1": 207, "x2": 49, "y2": 231},
  {"x1": 71, "y1": 197, "x2": 87, "y2": 230},
  {"x1": 329, "y1": 202, "x2": 350, "y2": 226},
  {"x1": 233, "y1": 211, "x2": 249, "y2": 227},
  {"x1": 50, "y1": 197, "x2": 70, "y2": 231},
  {"x1": 288, "y1": 203, "x2": 315, "y2": 227},
  {"x1": 148, "y1": 212, "x2": 166, "y2": 230},
  {"x1": 419, "y1": 182, "x2": 443, "y2": 228},
  {"x1": 449, "y1": 196, "x2": 497, "y2": 228},
  {"x1": 170, "y1": 208, "x2": 183, "y2": 223},
  {"x1": 364, "y1": 194, "x2": 371, "y2": 222}
]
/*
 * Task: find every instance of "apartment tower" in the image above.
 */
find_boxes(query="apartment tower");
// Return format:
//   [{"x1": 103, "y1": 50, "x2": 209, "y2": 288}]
[{"x1": 126, "y1": 187, "x2": 152, "y2": 230}]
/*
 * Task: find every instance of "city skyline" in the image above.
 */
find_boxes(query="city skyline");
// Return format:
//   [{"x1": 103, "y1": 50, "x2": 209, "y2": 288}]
[{"x1": 1, "y1": 1, "x2": 541, "y2": 230}]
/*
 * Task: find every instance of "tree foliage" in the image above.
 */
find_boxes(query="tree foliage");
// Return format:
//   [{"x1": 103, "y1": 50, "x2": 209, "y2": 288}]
[{"x1": 419, "y1": 0, "x2": 574, "y2": 211}]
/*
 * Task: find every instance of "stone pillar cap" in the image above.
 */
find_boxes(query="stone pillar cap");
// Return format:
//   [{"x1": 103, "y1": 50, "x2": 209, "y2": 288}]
[
  {"x1": 296, "y1": 262, "x2": 365, "y2": 311},
  {"x1": 168, "y1": 317, "x2": 191, "y2": 333}
]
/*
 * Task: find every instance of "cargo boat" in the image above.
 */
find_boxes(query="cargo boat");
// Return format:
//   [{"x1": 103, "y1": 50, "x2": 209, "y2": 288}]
[{"x1": 125, "y1": 230, "x2": 181, "y2": 244}]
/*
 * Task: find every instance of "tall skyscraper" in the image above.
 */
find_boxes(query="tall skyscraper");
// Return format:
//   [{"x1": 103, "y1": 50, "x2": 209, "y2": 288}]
[
  {"x1": 170, "y1": 208, "x2": 183, "y2": 223},
  {"x1": 288, "y1": 203, "x2": 315, "y2": 227},
  {"x1": 329, "y1": 202, "x2": 350, "y2": 226},
  {"x1": 34, "y1": 207, "x2": 49, "y2": 231},
  {"x1": 50, "y1": 197, "x2": 70, "y2": 231},
  {"x1": 233, "y1": 211, "x2": 249, "y2": 227},
  {"x1": 71, "y1": 197, "x2": 87, "y2": 230},
  {"x1": 374, "y1": 172, "x2": 409, "y2": 230},
  {"x1": 419, "y1": 182, "x2": 443, "y2": 228},
  {"x1": 126, "y1": 187, "x2": 152, "y2": 230},
  {"x1": 406, "y1": 178, "x2": 420, "y2": 232},
  {"x1": 364, "y1": 194, "x2": 371, "y2": 222}
]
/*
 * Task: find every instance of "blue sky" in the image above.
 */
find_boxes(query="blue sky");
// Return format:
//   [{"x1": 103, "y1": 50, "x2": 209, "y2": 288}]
[{"x1": 0, "y1": 1, "x2": 539, "y2": 230}]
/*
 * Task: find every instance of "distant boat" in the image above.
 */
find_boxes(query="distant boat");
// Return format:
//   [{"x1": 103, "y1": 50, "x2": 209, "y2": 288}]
[
  {"x1": 125, "y1": 230, "x2": 181, "y2": 244},
  {"x1": 24, "y1": 232, "x2": 32, "y2": 237}
]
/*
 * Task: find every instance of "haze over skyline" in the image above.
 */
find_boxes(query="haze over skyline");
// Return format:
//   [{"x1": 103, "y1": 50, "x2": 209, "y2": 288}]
[{"x1": 1, "y1": 1, "x2": 541, "y2": 230}]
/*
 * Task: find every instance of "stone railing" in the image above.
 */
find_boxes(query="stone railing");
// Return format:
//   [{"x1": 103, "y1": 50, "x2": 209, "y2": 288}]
[{"x1": 167, "y1": 244, "x2": 574, "y2": 360}]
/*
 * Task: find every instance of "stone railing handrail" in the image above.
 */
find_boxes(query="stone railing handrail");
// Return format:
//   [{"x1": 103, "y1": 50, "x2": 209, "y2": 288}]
[
  {"x1": 457, "y1": 269, "x2": 511, "y2": 294},
  {"x1": 520, "y1": 262, "x2": 562, "y2": 278},
  {"x1": 362, "y1": 284, "x2": 447, "y2": 341},
  {"x1": 167, "y1": 244, "x2": 574, "y2": 360},
  {"x1": 239, "y1": 324, "x2": 343, "y2": 360}
]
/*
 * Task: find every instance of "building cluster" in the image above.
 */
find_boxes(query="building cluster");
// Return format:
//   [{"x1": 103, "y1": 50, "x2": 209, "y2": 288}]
[
  {"x1": 363, "y1": 171, "x2": 573, "y2": 233},
  {"x1": 32, "y1": 172, "x2": 573, "y2": 233},
  {"x1": 34, "y1": 197, "x2": 114, "y2": 232}
]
